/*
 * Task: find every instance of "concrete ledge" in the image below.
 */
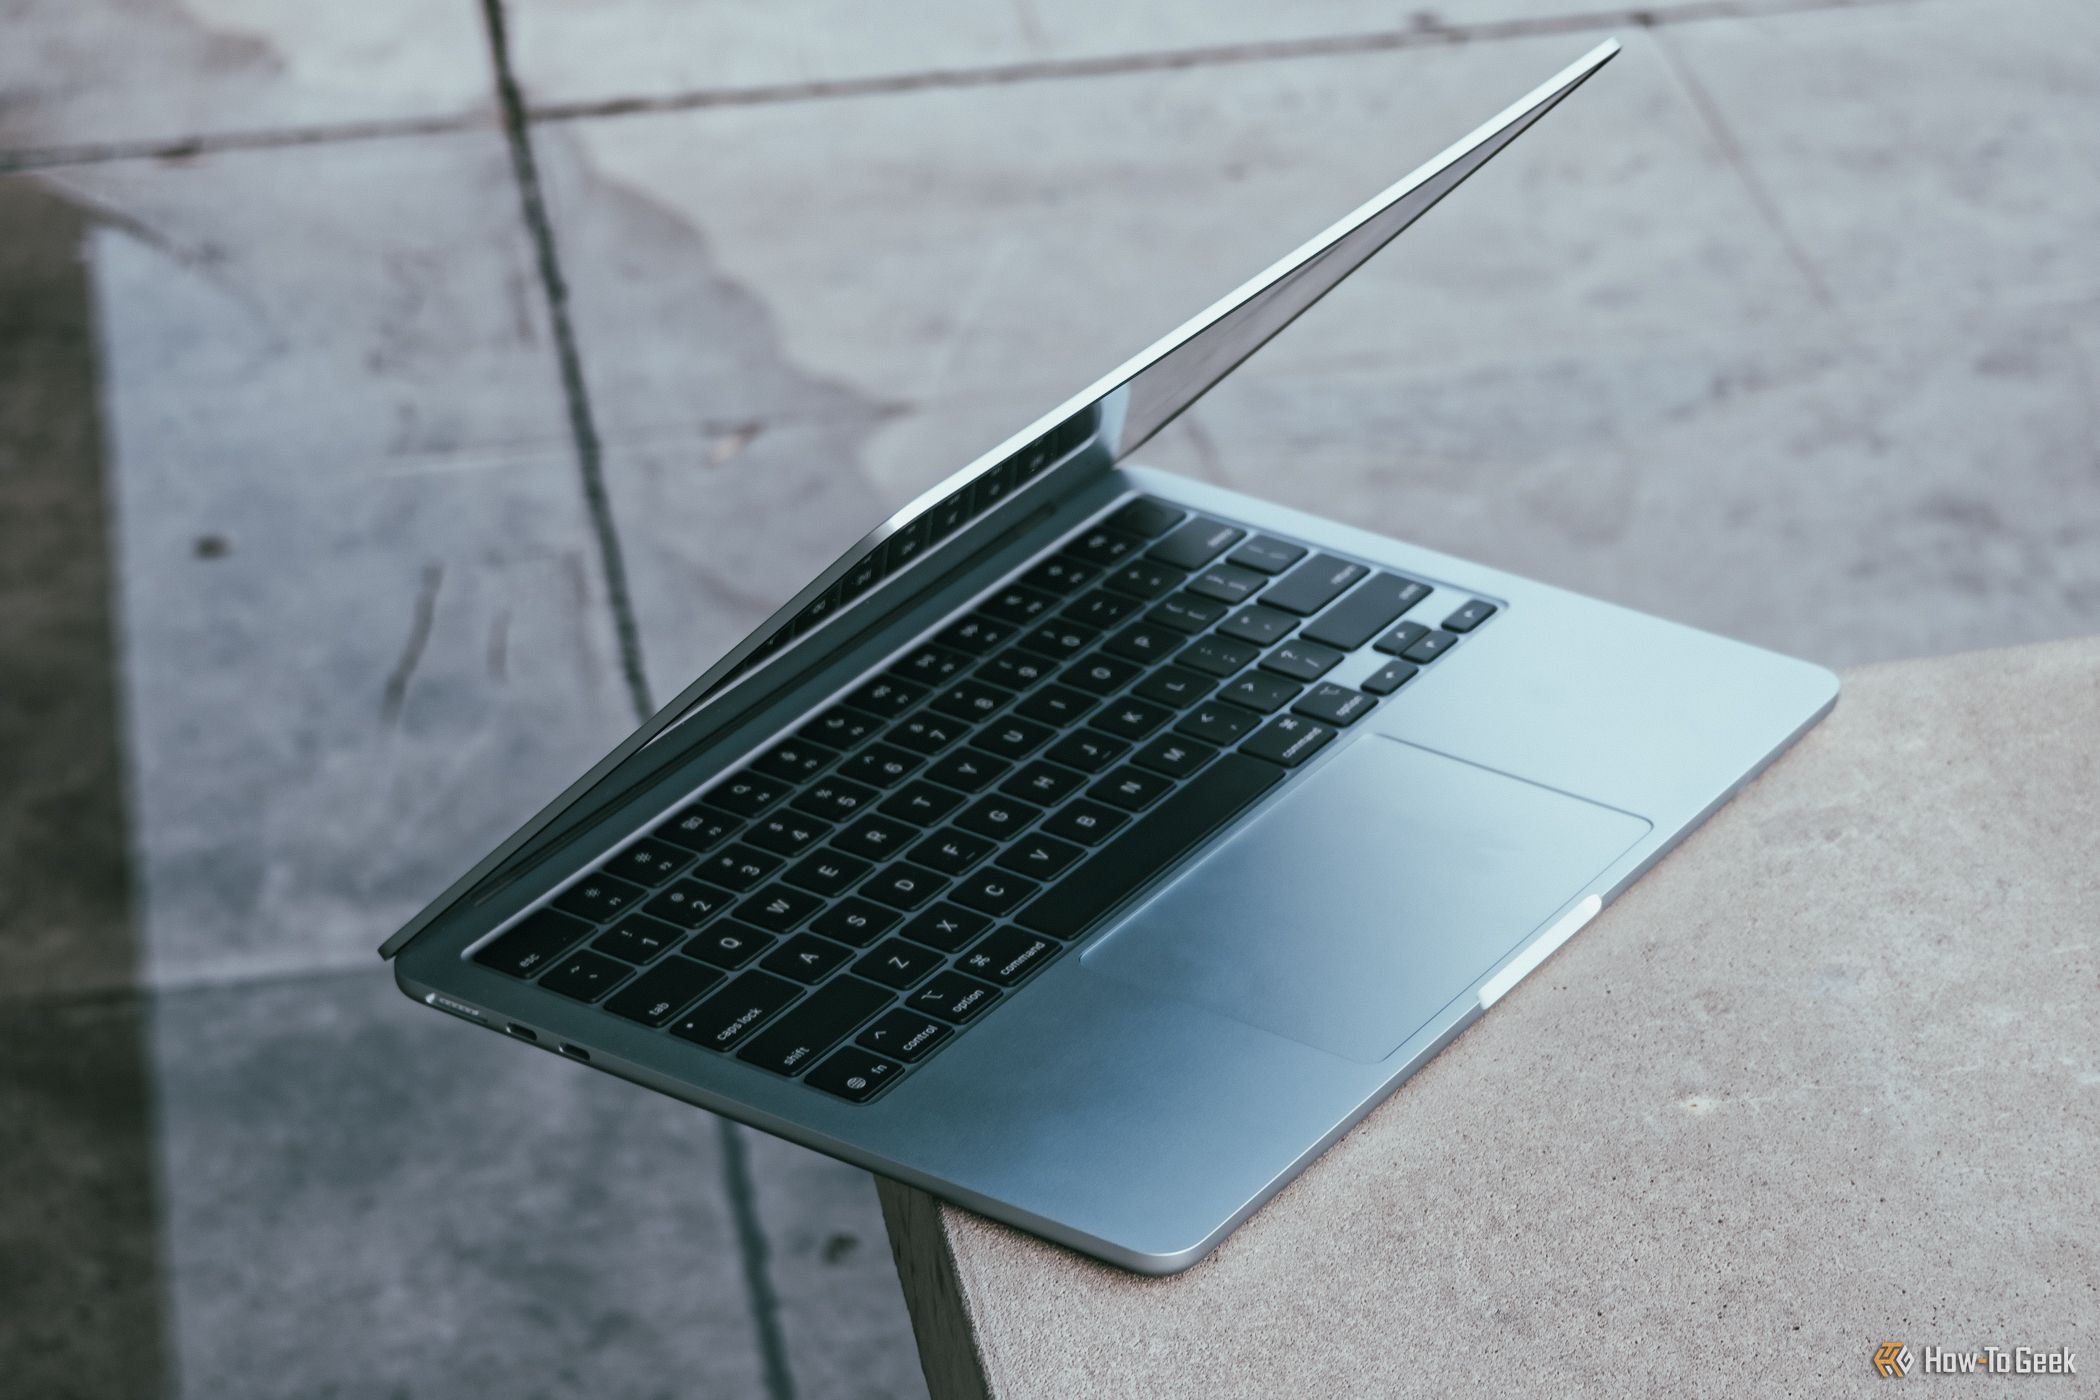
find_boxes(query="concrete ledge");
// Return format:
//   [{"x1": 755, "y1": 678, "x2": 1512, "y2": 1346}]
[{"x1": 883, "y1": 636, "x2": 2100, "y2": 1399}]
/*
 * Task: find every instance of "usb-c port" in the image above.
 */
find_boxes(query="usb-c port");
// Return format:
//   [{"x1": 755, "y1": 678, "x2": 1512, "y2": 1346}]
[
  {"x1": 506, "y1": 1023, "x2": 538, "y2": 1043},
  {"x1": 558, "y1": 1043, "x2": 590, "y2": 1063}
]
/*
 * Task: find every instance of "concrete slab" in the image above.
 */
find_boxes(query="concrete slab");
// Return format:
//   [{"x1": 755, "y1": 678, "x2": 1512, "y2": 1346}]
[
  {"x1": 148, "y1": 971, "x2": 770, "y2": 1399},
  {"x1": 508, "y1": 0, "x2": 1749, "y2": 111},
  {"x1": 0, "y1": 0, "x2": 493, "y2": 160},
  {"x1": 25, "y1": 132, "x2": 637, "y2": 988},
  {"x1": 880, "y1": 636, "x2": 2100, "y2": 1399}
]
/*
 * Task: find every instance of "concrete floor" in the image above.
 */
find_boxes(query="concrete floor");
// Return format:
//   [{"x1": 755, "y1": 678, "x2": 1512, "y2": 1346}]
[{"x1": 1, "y1": 1, "x2": 2095, "y2": 1396}]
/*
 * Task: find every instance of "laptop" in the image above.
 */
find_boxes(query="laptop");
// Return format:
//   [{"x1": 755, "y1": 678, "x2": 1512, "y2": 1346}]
[{"x1": 383, "y1": 39, "x2": 1837, "y2": 1274}]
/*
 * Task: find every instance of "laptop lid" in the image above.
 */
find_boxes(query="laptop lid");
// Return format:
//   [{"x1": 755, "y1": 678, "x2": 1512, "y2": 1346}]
[{"x1": 380, "y1": 39, "x2": 1619, "y2": 959}]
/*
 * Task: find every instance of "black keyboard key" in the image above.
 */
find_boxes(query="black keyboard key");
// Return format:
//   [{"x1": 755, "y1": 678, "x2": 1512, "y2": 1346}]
[
  {"x1": 996, "y1": 833, "x2": 1084, "y2": 879},
  {"x1": 1177, "y1": 634, "x2": 1260, "y2": 678},
  {"x1": 1101, "y1": 559, "x2": 1186, "y2": 601},
  {"x1": 1147, "y1": 517, "x2": 1245, "y2": 570},
  {"x1": 1443, "y1": 598, "x2": 1497, "y2": 633},
  {"x1": 474, "y1": 909, "x2": 591, "y2": 978},
  {"x1": 1217, "y1": 605, "x2": 1297, "y2": 647},
  {"x1": 891, "y1": 642, "x2": 974, "y2": 684},
  {"x1": 605, "y1": 955, "x2": 723, "y2": 1027},
  {"x1": 891, "y1": 712, "x2": 970, "y2": 755},
  {"x1": 746, "y1": 811, "x2": 833, "y2": 856},
  {"x1": 1091, "y1": 696, "x2": 1173, "y2": 740},
  {"x1": 1017, "y1": 754, "x2": 1283, "y2": 939},
  {"x1": 783, "y1": 849, "x2": 873, "y2": 897},
  {"x1": 604, "y1": 837, "x2": 694, "y2": 888},
  {"x1": 1022, "y1": 556, "x2": 1099, "y2": 595},
  {"x1": 802, "y1": 705, "x2": 882, "y2": 749},
  {"x1": 1402, "y1": 629, "x2": 1458, "y2": 664},
  {"x1": 737, "y1": 975, "x2": 895, "y2": 1075},
  {"x1": 977, "y1": 649, "x2": 1055, "y2": 692},
  {"x1": 669, "y1": 971, "x2": 801, "y2": 1051},
  {"x1": 1261, "y1": 638, "x2": 1344, "y2": 682},
  {"x1": 1293, "y1": 682, "x2": 1376, "y2": 727},
  {"x1": 955, "y1": 795, "x2": 1042, "y2": 841},
  {"x1": 951, "y1": 868, "x2": 1040, "y2": 916},
  {"x1": 1132, "y1": 734, "x2": 1216, "y2": 779},
  {"x1": 908, "y1": 828, "x2": 995, "y2": 876},
  {"x1": 792, "y1": 775, "x2": 880, "y2": 823},
  {"x1": 1105, "y1": 496, "x2": 1185, "y2": 539},
  {"x1": 1014, "y1": 683, "x2": 1096, "y2": 727},
  {"x1": 646, "y1": 878, "x2": 739, "y2": 929},
  {"x1": 855, "y1": 938, "x2": 943, "y2": 989},
  {"x1": 906, "y1": 971, "x2": 1001, "y2": 1023},
  {"x1": 847, "y1": 676, "x2": 924, "y2": 718},
  {"x1": 705, "y1": 774, "x2": 790, "y2": 818},
  {"x1": 737, "y1": 883, "x2": 823, "y2": 933},
  {"x1": 1102, "y1": 621, "x2": 1184, "y2": 665},
  {"x1": 899, "y1": 902, "x2": 990, "y2": 953},
  {"x1": 1300, "y1": 573, "x2": 1430, "y2": 650},
  {"x1": 540, "y1": 950, "x2": 631, "y2": 1003},
  {"x1": 974, "y1": 716, "x2": 1055, "y2": 759},
  {"x1": 1045, "y1": 730, "x2": 1127, "y2": 773},
  {"x1": 861, "y1": 863, "x2": 949, "y2": 911},
  {"x1": 857, "y1": 1008, "x2": 952, "y2": 1063},
  {"x1": 696, "y1": 843, "x2": 783, "y2": 891},
  {"x1": 684, "y1": 921, "x2": 776, "y2": 969},
  {"x1": 654, "y1": 805, "x2": 738, "y2": 854},
  {"x1": 928, "y1": 677, "x2": 1011, "y2": 723},
  {"x1": 936, "y1": 614, "x2": 1013, "y2": 656},
  {"x1": 1176, "y1": 702, "x2": 1261, "y2": 744},
  {"x1": 810, "y1": 896, "x2": 899, "y2": 947},
  {"x1": 1185, "y1": 562, "x2": 1268, "y2": 605},
  {"x1": 1091, "y1": 765, "x2": 1174, "y2": 811},
  {"x1": 593, "y1": 914, "x2": 683, "y2": 964},
  {"x1": 1241, "y1": 713, "x2": 1336, "y2": 768},
  {"x1": 1227, "y1": 535, "x2": 1307, "y2": 574},
  {"x1": 1060, "y1": 589, "x2": 1139, "y2": 629},
  {"x1": 1133, "y1": 665, "x2": 1212, "y2": 709},
  {"x1": 1149, "y1": 592, "x2": 1228, "y2": 633},
  {"x1": 751, "y1": 738, "x2": 837, "y2": 784},
  {"x1": 554, "y1": 873, "x2": 647, "y2": 924},
  {"x1": 979, "y1": 582, "x2": 1061, "y2": 626},
  {"x1": 1374, "y1": 621, "x2": 1428, "y2": 656},
  {"x1": 842, "y1": 742, "x2": 925, "y2": 788},
  {"x1": 1361, "y1": 659, "x2": 1418, "y2": 695},
  {"x1": 1064, "y1": 526, "x2": 1145, "y2": 567},
  {"x1": 1064, "y1": 653, "x2": 1144, "y2": 696},
  {"x1": 1262, "y1": 554, "x2": 1370, "y2": 616},
  {"x1": 998, "y1": 759, "x2": 1087, "y2": 805},
  {"x1": 879, "y1": 779, "x2": 963, "y2": 825},
  {"x1": 1013, "y1": 618, "x2": 1099, "y2": 660},
  {"x1": 1041, "y1": 797, "x2": 1127, "y2": 845},
  {"x1": 807, "y1": 1047, "x2": 904, "y2": 1102},
  {"x1": 959, "y1": 927, "x2": 1058, "y2": 987},
  {"x1": 924, "y1": 748, "x2": 1011, "y2": 793},
  {"x1": 832, "y1": 813, "x2": 917, "y2": 860},
  {"x1": 758, "y1": 933, "x2": 857, "y2": 986}
]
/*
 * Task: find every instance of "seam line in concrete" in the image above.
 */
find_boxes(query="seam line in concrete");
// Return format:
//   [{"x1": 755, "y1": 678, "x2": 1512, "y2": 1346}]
[
  {"x1": 0, "y1": 0, "x2": 1912, "y2": 174},
  {"x1": 479, "y1": 0, "x2": 655, "y2": 723}
]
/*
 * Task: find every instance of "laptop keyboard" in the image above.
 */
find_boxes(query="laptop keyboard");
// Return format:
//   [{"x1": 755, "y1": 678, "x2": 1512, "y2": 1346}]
[{"x1": 472, "y1": 496, "x2": 1497, "y2": 1102}]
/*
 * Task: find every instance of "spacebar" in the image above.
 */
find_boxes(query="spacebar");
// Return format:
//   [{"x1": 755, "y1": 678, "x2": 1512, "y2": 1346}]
[{"x1": 1016, "y1": 753, "x2": 1284, "y2": 939}]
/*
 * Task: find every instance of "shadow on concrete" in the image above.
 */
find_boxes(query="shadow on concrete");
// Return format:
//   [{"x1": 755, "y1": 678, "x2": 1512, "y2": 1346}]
[{"x1": 0, "y1": 175, "x2": 168, "y2": 1399}]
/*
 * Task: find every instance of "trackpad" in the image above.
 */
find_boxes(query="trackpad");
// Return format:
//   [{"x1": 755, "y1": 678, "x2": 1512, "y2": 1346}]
[{"x1": 1081, "y1": 735, "x2": 1651, "y2": 1063}]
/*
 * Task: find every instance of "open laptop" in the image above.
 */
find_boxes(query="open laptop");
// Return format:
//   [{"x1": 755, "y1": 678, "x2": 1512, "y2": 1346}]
[{"x1": 383, "y1": 39, "x2": 1836, "y2": 1274}]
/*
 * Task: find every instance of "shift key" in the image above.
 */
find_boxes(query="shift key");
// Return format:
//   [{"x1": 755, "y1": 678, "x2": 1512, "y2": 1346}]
[{"x1": 736, "y1": 976, "x2": 893, "y2": 1076}]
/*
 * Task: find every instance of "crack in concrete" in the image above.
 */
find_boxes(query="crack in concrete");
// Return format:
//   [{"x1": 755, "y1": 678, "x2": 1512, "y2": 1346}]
[{"x1": 379, "y1": 562, "x2": 444, "y2": 725}]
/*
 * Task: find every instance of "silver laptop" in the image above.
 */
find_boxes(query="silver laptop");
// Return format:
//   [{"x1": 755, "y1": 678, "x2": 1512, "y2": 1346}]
[{"x1": 383, "y1": 40, "x2": 1836, "y2": 1274}]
